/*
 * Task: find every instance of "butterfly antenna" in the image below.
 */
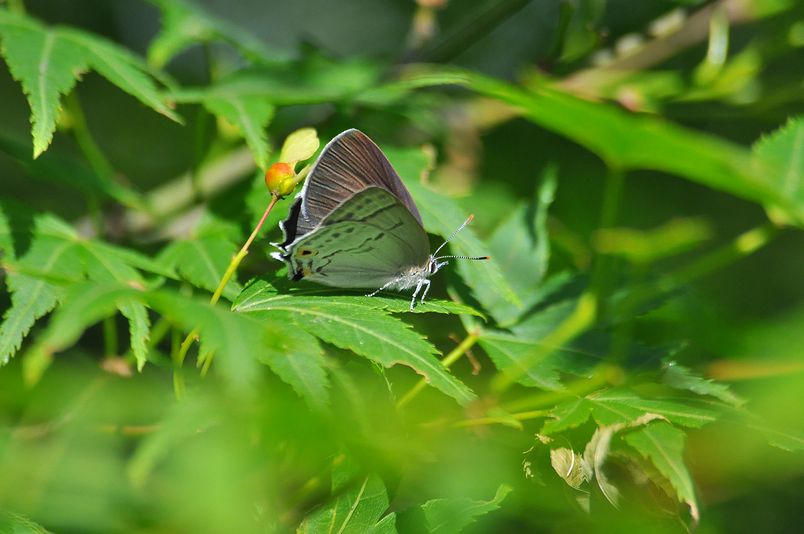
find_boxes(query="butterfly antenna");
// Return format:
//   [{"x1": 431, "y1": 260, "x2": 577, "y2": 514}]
[
  {"x1": 435, "y1": 255, "x2": 490, "y2": 261},
  {"x1": 433, "y1": 214, "x2": 476, "y2": 257}
]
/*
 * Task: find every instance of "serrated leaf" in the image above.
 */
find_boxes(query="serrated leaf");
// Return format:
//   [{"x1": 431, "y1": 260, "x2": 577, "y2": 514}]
[
  {"x1": 203, "y1": 95, "x2": 274, "y2": 169},
  {"x1": 477, "y1": 329, "x2": 563, "y2": 390},
  {"x1": 420, "y1": 484, "x2": 511, "y2": 534},
  {"x1": 383, "y1": 147, "x2": 519, "y2": 312},
  {"x1": 242, "y1": 300, "x2": 475, "y2": 405},
  {"x1": 754, "y1": 115, "x2": 804, "y2": 223},
  {"x1": 662, "y1": 361, "x2": 743, "y2": 406},
  {"x1": 79, "y1": 239, "x2": 150, "y2": 368},
  {"x1": 624, "y1": 422, "x2": 699, "y2": 523},
  {"x1": 0, "y1": 510, "x2": 53, "y2": 534},
  {"x1": 159, "y1": 236, "x2": 242, "y2": 301},
  {"x1": 152, "y1": 289, "x2": 329, "y2": 407},
  {"x1": 377, "y1": 68, "x2": 804, "y2": 223},
  {"x1": 298, "y1": 459, "x2": 393, "y2": 534},
  {"x1": 0, "y1": 213, "x2": 83, "y2": 365},
  {"x1": 0, "y1": 12, "x2": 86, "y2": 158},
  {"x1": 172, "y1": 55, "x2": 381, "y2": 106},
  {"x1": 0, "y1": 10, "x2": 179, "y2": 158},
  {"x1": 485, "y1": 168, "x2": 556, "y2": 325},
  {"x1": 147, "y1": 0, "x2": 289, "y2": 68},
  {"x1": 541, "y1": 398, "x2": 594, "y2": 435},
  {"x1": 233, "y1": 279, "x2": 482, "y2": 317},
  {"x1": 587, "y1": 389, "x2": 718, "y2": 428}
]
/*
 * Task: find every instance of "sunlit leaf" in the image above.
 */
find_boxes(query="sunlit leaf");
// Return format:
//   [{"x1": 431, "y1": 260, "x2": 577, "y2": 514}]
[
  {"x1": 0, "y1": 10, "x2": 179, "y2": 158},
  {"x1": 298, "y1": 459, "x2": 395, "y2": 534},
  {"x1": 159, "y1": 235, "x2": 242, "y2": 301},
  {"x1": 202, "y1": 95, "x2": 274, "y2": 169},
  {"x1": 485, "y1": 167, "x2": 557, "y2": 325},
  {"x1": 588, "y1": 389, "x2": 718, "y2": 428},
  {"x1": 420, "y1": 485, "x2": 512, "y2": 534},
  {"x1": 624, "y1": 422, "x2": 700, "y2": 523},
  {"x1": 754, "y1": 115, "x2": 804, "y2": 224},
  {"x1": 147, "y1": 0, "x2": 289, "y2": 68},
  {"x1": 384, "y1": 147, "x2": 520, "y2": 312},
  {"x1": 0, "y1": 510, "x2": 53, "y2": 534},
  {"x1": 662, "y1": 361, "x2": 743, "y2": 406},
  {"x1": 244, "y1": 302, "x2": 474, "y2": 405}
]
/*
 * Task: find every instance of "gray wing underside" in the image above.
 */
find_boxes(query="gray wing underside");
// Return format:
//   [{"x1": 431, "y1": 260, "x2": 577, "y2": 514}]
[
  {"x1": 283, "y1": 187, "x2": 430, "y2": 289},
  {"x1": 280, "y1": 129, "x2": 423, "y2": 246}
]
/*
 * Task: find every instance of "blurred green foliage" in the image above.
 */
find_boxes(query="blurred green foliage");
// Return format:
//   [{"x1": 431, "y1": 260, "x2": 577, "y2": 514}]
[{"x1": 0, "y1": 0, "x2": 803, "y2": 532}]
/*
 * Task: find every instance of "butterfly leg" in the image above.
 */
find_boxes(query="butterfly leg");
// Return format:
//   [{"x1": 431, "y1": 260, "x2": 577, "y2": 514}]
[
  {"x1": 419, "y1": 279, "x2": 431, "y2": 305},
  {"x1": 366, "y1": 278, "x2": 399, "y2": 298},
  {"x1": 410, "y1": 280, "x2": 424, "y2": 311}
]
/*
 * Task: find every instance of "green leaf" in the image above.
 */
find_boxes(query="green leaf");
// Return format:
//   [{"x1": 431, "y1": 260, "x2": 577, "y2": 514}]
[
  {"x1": 147, "y1": 0, "x2": 290, "y2": 68},
  {"x1": 202, "y1": 95, "x2": 274, "y2": 169},
  {"x1": 541, "y1": 398, "x2": 594, "y2": 435},
  {"x1": 420, "y1": 485, "x2": 512, "y2": 534},
  {"x1": 624, "y1": 422, "x2": 700, "y2": 523},
  {"x1": 380, "y1": 68, "x2": 804, "y2": 223},
  {"x1": 233, "y1": 279, "x2": 482, "y2": 317},
  {"x1": 587, "y1": 389, "x2": 718, "y2": 428},
  {"x1": 0, "y1": 510, "x2": 53, "y2": 534},
  {"x1": 485, "y1": 167, "x2": 556, "y2": 325},
  {"x1": 79, "y1": 238, "x2": 151, "y2": 369},
  {"x1": 477, "y1": 329, "x2": 564, "y2": 390},
  {"x1": 153, "y1": 289, "x2": 329, "y2": 407},
  {"x1": 0, "y1": 213, "x2": 82, "y2": 365},
  {"x1": 0, "y1": 10, "x2": 179, "y2": 158},
  {"x1": 662, "y1": 362, "x2": 743, "y2": 406},
  {"x1": 238, "y1": 287, "x2": 475, "y2": 405},
  {"x1": 172, "y1": 55, "x2": 381, "y2": 106},
  {"x1": 0, "y1": 129, "x2": 144, "y2": 210},
  {"x1": 754, "y1": 115, "x2": 804, "y2": 223},
  {"x1": 159, "y1": 236, "x2": 242, "y2": 302},
  {"x1": 298, "y1": 460, "x2": 394, "y2": 534},
  {"x1": 384, "y1": 147, "x2": 520, "y2": 312}
]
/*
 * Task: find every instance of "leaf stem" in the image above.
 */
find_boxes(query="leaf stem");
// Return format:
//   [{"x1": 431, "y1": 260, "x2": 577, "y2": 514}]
[
  {"x1": 103, "y1": 316, "x2": 118, "y2": 357},
  {"x1": 65, "y1": 91, "x2": 116, "y2": 181},
  {"x1": 173, "y1": 194, "x2": 280, "y2": 396},
  {"x1": 397, "y1": 331, "x2": 479, "y2": 408},
  {"x1": 452, "y1": 409, "x2": 549, "y2": 428},
  {"x1": 501, "y1": 364, "x2": 619, "y2": 413}
]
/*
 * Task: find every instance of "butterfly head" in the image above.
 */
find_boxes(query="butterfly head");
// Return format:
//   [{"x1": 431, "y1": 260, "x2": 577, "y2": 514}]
[{"x1": 427, "y1": 214, "x2": 490, "y2": 277}]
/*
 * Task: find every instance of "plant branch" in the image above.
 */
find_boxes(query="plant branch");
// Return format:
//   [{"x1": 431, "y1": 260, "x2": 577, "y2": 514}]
[
  {"x1": 173, "y1": 194, "x2": 280, "y2": 395},
  {"x1": 397, "y1": 331, "x2": 479, "y2": 408}
]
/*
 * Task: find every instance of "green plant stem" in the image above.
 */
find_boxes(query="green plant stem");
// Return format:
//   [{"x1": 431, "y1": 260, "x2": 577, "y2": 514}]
[
  {"x1": 668, "y1": 222, "x2": 778, "y2": 287},
  {"x1": 591, "y1": 166, "x2": 626, "y2": 314},
  {"x1": 65, "y1": 91, "x2": 116, "y2": 180},
  {"x1": 103, "y1": 316, "x2": 118, "y2": 357},
  {"x1": 501, "y1": 364, "x2": 619, "y2": 413},
  {"x1": 491, "y1": 293, "x2": 597, "y2": 394},
  {"x1": 453, "y1": 409, "x2": 550, "y2": 428},
  {"x1": 397, "y1": 331, "x2": 479, "y2": 408},
  {"x1": 173, "y1": 194, "x2": 280, "y2": 396}
]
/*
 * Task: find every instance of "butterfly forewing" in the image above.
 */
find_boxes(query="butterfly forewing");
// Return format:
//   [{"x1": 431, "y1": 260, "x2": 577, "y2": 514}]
[
  {"x1": 285, "y1": 187, "x2": 430, "y2": 288},
  {"x1": 282, "y1": 129, "x2": 423, "y2": 244}
]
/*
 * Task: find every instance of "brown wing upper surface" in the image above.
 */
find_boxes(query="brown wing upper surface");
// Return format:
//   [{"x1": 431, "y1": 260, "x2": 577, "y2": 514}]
[{"x1": 277, "y1": 129, "x2": 423, "y2": 251}]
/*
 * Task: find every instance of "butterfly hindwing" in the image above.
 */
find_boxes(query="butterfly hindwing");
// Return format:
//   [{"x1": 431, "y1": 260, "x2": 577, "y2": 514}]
[{"x1": 285, "y1": 187, "x2": 430, "y2": 288}]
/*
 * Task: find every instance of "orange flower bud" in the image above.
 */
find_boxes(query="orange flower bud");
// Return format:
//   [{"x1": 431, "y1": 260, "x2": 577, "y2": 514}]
[{"x1": 265, "y1": 162, "x2": 296, "y2": 197}]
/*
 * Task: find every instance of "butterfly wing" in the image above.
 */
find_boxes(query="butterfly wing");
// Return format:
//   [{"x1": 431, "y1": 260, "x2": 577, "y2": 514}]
[
  {"x1": 276, "y1": 187, "x2": 430, "y2": 288},
  {"x1": 277, "y1": 129, "x2": 422, "y2": 249}
]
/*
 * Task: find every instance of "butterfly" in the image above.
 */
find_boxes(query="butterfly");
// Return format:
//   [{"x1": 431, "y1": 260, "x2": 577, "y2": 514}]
[{"x1": 272, "y1": 129, "x2": 488, "y2": 310}]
